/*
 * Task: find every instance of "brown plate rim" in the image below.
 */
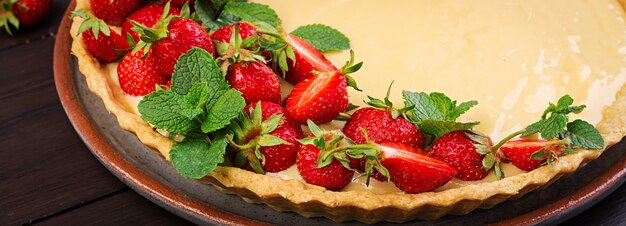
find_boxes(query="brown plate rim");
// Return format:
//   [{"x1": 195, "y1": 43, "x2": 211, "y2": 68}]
[{"x1": 53, "y1": 1, "x2": 626, "y2": 225}]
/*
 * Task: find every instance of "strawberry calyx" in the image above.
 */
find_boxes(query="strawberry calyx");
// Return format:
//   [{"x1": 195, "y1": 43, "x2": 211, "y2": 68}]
[
  {"x1": 216, "y1": 23, "x2": 266, "y2": 74},
  {"x1": 364, "y1": 81, "x2": 413, "y2": 119},
  {"x1": 299, "y1": 120, "x2": 384, "y2": 185},
  {"x1": 225, "y1": 102, "x2": 290, "y2": 174},
  {"x1": 0, "y1": 0, "x2": 19, "y2": 35},
  {"x1": 462, "y1": 130, "x2": 503, "y2": 179},
  {"x1": 130, "y1": 2, "x2": 178, "y2": 57},
  {"x1": 70, "y1": 9, "x2": 112, "y2": 40},
  {"x1": 338, "y1": 50, "x2": 363, "y2": 91}
]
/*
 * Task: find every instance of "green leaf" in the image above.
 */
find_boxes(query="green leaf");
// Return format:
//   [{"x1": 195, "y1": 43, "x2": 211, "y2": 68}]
[
  {"x1": 184, "y1": 83, "x2": 210, "y2": 110},
  {"x1": 449, "y1": 100, "x2": 478, "y2": 121},
  {"x1": 260, "y1": 114, "x2": 283, "y2": 134},
  {"x1": 418, "y1": 120, "x2": 479, "y2": 139},
  {"x1": 482, "y1": 153, "x2": 496, "y2": 171},
  {"x1": 567, "y1": 120, "x2": 604, "y2": 149},
  {"x1": 403, "y1": 91, "x2": 443, "y2": 123},
  {"x1": 429, "y1": 92, "x2": 454, "y2": 120},
  {"x1": 522, "y1": 120, "x2": 543, "y2": 137},
  {"x1": 257, "y1": 134, "x2": 290, "y2": 147},
  {"x1": 201, "y1": 89, "x2": 246, "y2": 133},
  {"x1": 170, "y1": 135, "x2": 228, "y2": 179},
  {"x1": 170, "y1": 48, "x2": 229, "y2": 96},
  {"x1": 556, "y1": 95, "x2": 574, "y2": 111},
  {"x1": 290, "y1": 24, "x2": 350, "y2": 52},
  {"x1": 530, "y1": 148, "x2": 547, "y2": 160},
  {"x1": 138, "y1": 90, "x2": 199, "y2": 135},
  {"x1": 222, "y1": 2, "x2": 281, "y2": 29},
  {"x1": 539, "y1": 114, "x2": 568, "y2": 139}
]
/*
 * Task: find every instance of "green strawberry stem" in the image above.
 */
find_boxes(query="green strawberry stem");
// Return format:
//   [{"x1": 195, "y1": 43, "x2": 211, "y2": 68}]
[{"x1": 492, "y1": 129, "x2": 526, "y2": 151}]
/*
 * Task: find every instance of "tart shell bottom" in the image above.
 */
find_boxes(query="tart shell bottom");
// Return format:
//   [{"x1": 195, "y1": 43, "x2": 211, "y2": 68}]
[{"x1": 70, "y1": 0, "x2": 626, "y2": 223}]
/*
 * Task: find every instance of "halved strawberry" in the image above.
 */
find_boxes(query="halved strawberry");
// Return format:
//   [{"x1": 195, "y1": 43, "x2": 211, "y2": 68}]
[
  {"x1": 285, "y1": 51, "x2": 362, "y2": 124},
  {"x1": 228, "y1": 102, "x2": 304, "y2": 173},
  {"x1": 91, "y1": 0, "x2": 143, "y2": 26},
  {"x1": 500, "y1": 139, "x2": 563, "y2": 171},
  {"x1": 377, "y1": 142, "x2": 456, "y2": 193},
  {"x1": 72, "y1": 10, "x2": 129, "y2": 63},
  {"x1": 121, "y1": 4, "x2": 181, "y2": 44},
  {"x1": 211, "y1": 22, "x2": 258, "y2": 44},
  {"x1": 117, "y1": 50, "x2": 168, "y2": 96},
  {"x1": 284, "y1": 34, "x2": 337, "y2": 85},
  {"x1": 429, "y1": 131, "x2": 494, "y2": 181}
]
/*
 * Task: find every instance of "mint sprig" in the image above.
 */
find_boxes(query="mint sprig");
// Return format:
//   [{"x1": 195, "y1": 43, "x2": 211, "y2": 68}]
[
  {"x1": 403, "y1": 91, "x2": 479, "y2": 140},
  {"x1": 138, "y1": 48, "x2": 246, "y2": 178},
  {"x1": 291, "y1": 24, "x2": 350, "y2": 52},
  {"x1": 516, "y1": 95, "x2": 603, "y2": 150}
]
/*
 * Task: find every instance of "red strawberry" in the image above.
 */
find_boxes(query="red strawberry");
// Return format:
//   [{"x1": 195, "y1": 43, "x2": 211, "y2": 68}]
[
  {"x1": 377, "y1": 142, "x2": 456, "y2": 193},
  {"x1": 117, "y1": 50, "x2": 168, "y2": 96},
  {"x1": 211, "y1": 22, "x2": 258, "y2": 44},
  {"x1": 72, "y1": 10, "x2": 129, "y2": 63},
  {"x1": 429, "y1": 131, "x2": 493, "y2": 181},
  {"x1": 500, "y1": 139, "x2": 562, "y2": 171},
  {"x1": 91, "y1": 0, "x2": 143, "y2": 26},
  {"x1": 11, "y1": 0, "x2": 52, "y2": 28},
  {"x1": 227, "y1": 61, "x2": 281, "y2": 105},
  {"x1": 343, "y1": 108, "x2": 424, "y2": 180},
  {"x1": 284, "y1": 34, "x2": 337, "y2": 85},
  {"x1": 121, "y1": 4, "x2": 181, "y2": 44},
  {"x1": 228, "y1": 102, "x2": 303, "y2": 173},
  {"x1": 153, "y1": 18, "x2": 216, "y2": 77},
  {"x1": 297, "y1": 140, "x2": 354, "y2": 191},
  {"x1": 159, "y1": 0, "x2": 194, "y2": 7},
  {"x1": 82, "y1": 28, "x2": 129, "y2": 63},
  {"x1": 285, "y1": 52, "x2": 362, "y2": 124}
]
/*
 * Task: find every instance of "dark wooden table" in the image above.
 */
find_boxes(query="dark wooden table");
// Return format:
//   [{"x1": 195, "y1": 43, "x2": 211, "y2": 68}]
[{"x1": 1, "y1": 1, "x2": 625, "y2": 225}]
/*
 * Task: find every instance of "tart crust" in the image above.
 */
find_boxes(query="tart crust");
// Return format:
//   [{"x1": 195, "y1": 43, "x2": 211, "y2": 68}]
[{"x1": 70, "y1": 0, "x2": 626, "y2": 223}]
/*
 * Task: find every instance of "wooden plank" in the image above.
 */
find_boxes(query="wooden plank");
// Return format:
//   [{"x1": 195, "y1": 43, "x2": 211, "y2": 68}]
[
  {"x1": 562, "y1": 183, "x2": 626, "y2": 225},
  {"x1": 0, "y1": 0, "x2": 72, "y2": 50},
  {"x1": 32, "y1": 190, "x2": 194, "y2": 226},
  {"x1": 0, "y1": 38, "x2": 128, "y2": 225}
]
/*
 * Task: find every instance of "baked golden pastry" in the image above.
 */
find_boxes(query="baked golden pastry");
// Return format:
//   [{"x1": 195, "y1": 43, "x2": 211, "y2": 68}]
[{"x1": 70, "y1": 0, "x2": 626, "y2": 222}]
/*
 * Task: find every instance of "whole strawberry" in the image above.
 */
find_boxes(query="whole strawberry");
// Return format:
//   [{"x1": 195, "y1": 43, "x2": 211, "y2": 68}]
[
  {"x1": 11, "y1": 0, "x2": 52, "y2": 28},
  {"x1": 71, "y1": 10, "x2": 129, "y2": 63},
  {"x1": 429, "y1": 131, "x2": 493, "y2": 181},
  {"x1": 377, "y1": 142, "x2": 456, "y2": 193},
  {"x1": 500, "y1": 139, "x2": 563, "y2": 171},
  {"x1": 121, "y1": 4, "x2": 181, "y2": 44},
  {"x1": 286, "y1": 51, "x2": 362, "y2": 124},
  {"x1": 228, "y1": 102, "x2": 304, "y2": 173},
  {"x1": 297, "y1": 142, "x2": 354, "y2": 191},
  {"x1": 227, "y1": 61, "x2": 281, "y2": 104},
  {"x1": 211, "y1": 22, "x2": 258, "y2": 45},
  {"x1": 117, "y1": 50, "x2": 168, "y2": 96},
  {"x1": 153, "y1": 18, "x2": 215, "y2": 77},
  {"x1": 0, "y1": 0, "x2": 52, "y2": 34},
  {"x1": 91, "y1": 0, "x2": 143, "y2": 26},
  {"x1": 284, "y1": 34, "x2": 337, "y2": 85},
  {"x1": 159, "y1": 0, "x2": 194, "y2": 7}
]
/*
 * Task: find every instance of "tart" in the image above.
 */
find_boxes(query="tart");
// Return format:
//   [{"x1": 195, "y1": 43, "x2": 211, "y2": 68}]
[{"x1": 69, "y1": 0, "x2": 626, "y2": 223}]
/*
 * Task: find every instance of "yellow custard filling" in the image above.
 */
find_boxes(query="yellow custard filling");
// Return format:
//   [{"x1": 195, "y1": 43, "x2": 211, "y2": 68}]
[{"x1": 111, "y1": 0, "x2": 626, "y2": 193}]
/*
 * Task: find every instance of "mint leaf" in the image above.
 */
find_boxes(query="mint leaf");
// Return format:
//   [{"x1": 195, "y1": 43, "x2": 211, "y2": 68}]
[
  {"x1": 567, "y1": 120, "x2": 604, "y2": 149},
  {"x1": 195, "y1": 0, "x2": 226, "y2": 30},
  {"x1": 418, "y1": 120, "x2": 479, "y2": 139},
  {"x1": 170, "y1": 134, "x2": 228, "y2": 179},
  {"x1": 449, "y1": 100, "x2": 479, "y2": 121},
  {"x1": 403, "y1": 91, "x2": 443, "y2": 122},
  {"x1": 429, "y1": 92, "x2": 454, "y2": 120},
  {"x1": 556, "y1": 95, "x2": 574, "y2": 110},
  {"x1": 290, "y1": 24, "x2": 350, "y2": 52},
  {"x1": 185, "y1": 83, "x2": 210, "y2": 109},
  {"x1": 222, "y1": 2, "x2": 281, "y2": 29},
  {"x1": 170, "y1": 48, "x2": 229, "y2": 96},
  {"x1": 138, "y1": 89, "x2": 199, "y2": 135},
  {"x1": 522, "y1": 120, "x2": 543, "y2": 137},
  {"x1": 539, "y1": 113, "x2": 568, "y2": 139},
  {"x1": 202, "y1": 89, "x2": 246, "y2": 133}
]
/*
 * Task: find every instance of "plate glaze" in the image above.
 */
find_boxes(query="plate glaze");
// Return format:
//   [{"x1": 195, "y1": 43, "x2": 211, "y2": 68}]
[{"x1": 54, "y1": 1, "x2": 626, "y2": 225}]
